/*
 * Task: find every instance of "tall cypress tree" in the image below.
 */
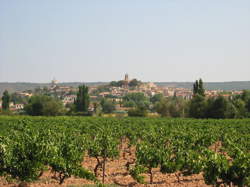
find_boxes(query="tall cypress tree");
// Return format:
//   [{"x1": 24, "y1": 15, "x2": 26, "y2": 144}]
[
  {"x1": 198, "y1": 78, "x2": 205, "y2": 96},
  {"x1": 2, "y1": 90, "x2": 10, "y2": 110},
  {"x1": 193, "y1": 78, "x2": 205, "y2": 96},
  {"x1": 75, "y1": 85, "x2": 90, "y2": 112},
  {"x1": 193, "y1": 80, "x2": 199, "y2": 95}
]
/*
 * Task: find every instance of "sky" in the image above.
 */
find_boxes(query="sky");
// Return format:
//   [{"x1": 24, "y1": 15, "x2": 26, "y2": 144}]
[{"x1": 0, "y1": 0, "x2": 250, "y2": 83}]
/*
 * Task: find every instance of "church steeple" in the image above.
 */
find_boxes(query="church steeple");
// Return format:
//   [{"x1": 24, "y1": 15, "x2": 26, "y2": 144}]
[
  {"x1": 124, "y1": 73, "x2": 129, "y2": 88},
  {"x1": 124, "y1": 73, "x2": 129, "y2": 82}
]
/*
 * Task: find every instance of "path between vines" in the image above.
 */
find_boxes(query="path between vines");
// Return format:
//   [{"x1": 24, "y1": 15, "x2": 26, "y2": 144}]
[{"x1": 0, "y1": 143, "x2": 212, "y2": 187}]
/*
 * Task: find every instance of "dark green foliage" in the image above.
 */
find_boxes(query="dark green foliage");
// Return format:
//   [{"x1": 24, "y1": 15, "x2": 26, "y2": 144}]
[
  {"x1": 110, "y1": 79, "x2": 141, "y2": 88},
  {"x1": 240, "y1": 90, "x2": 250, "y2": 116},
  {"x1": 189, "y1": 94, "x2": 207, "y2": 118},
  {"x1": 189, "y1": 90, "x2": 250, "y2": 119},
  {"x1": 193, "y1": 79, "x2": 205, "y2": 96},
  {"x1": 128, "y1": 79, "x2": 142, "y2": 87},
  {"x1": 75, "y1": 85, "x2": 90, "y2": 113},
  {"x1": 123, "y1": 92, "x2": 149, "y2": 109},
  {"x1": 206, "y1": 96, "x2": 228, "y2": 119},
  {"x1": 232, "y1": 98, "x2": 246, "y2": 118},
  {"x1": 109, "y1": 80, "x2": 125, "y2": 87},
  {"x1": 2, "y1": 90, "x2": 10, "y2": 110},
  {"x1": 224, "y1": 102, "x2": 238, "y2": 119},
  {"x1": 24, "y1": 95, "x2": 65, "y2": 116}
]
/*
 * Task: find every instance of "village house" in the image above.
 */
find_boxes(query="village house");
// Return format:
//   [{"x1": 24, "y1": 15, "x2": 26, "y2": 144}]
[{"x1": 62, "y1": 95, "x2": 77, "y2": 105}]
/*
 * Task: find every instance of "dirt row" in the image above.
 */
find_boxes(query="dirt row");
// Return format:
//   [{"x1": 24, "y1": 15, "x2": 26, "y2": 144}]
[{"x1": 0, "y1": 145, "x2": 212, "y2": 187}]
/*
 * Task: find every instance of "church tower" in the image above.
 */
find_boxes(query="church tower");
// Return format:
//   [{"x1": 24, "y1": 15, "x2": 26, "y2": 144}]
[{"x1": 124, "y1": 73, "x2": 129, "y2": 88}]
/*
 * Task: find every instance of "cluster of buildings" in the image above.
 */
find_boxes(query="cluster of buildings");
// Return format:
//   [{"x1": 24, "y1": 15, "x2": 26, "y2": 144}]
[
  {"x1": 97, "y1": 74, "x2": 193, "y2": 100},
  {"x1": 0, "y1": 101, "x2": 24, "y2": 111},
  {"x1": 0, "y1": 75, "x2": 244, "y2": 112}
]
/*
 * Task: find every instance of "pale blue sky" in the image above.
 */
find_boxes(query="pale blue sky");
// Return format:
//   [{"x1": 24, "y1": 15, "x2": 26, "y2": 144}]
[{"x1": 0, "y1": 0, "x2": 250, "y2": 82}]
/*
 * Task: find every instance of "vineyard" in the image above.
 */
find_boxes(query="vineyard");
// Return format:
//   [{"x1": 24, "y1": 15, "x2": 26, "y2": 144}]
[{"x1": 0, "y1": 116, "x2": 249, "y2": 187}]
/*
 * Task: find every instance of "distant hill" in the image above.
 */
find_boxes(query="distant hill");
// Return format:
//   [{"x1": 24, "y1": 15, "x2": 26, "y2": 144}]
[
  {"x1": 0, "y1": 82, "x2": 107, "y2": 96},
  {"x1": 155, "y1": 81, "x2": 250, "y2": 91},
  {"x1": 0, "y1": 81, "x2": 250, "y2": 96}
]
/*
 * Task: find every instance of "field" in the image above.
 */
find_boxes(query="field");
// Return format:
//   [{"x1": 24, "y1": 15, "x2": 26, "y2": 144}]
[{"x1": 0, "y1": 116, "x2": 249, "y2": 187}]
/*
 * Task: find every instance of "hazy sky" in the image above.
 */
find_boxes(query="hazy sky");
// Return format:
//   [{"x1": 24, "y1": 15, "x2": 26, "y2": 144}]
[{"x1": 0, "y1": 0, "x2": 250, "y2": 83}]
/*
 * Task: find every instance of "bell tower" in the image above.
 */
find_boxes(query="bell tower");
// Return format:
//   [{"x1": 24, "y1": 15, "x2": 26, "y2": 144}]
[{"x1": 124, "y1": 73, "x2": 129, "y2": 88}]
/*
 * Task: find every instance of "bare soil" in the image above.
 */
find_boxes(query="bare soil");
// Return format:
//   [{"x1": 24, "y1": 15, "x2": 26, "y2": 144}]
[{"x1": 0, "y1": 145, "x2": 212, "y2": 187}]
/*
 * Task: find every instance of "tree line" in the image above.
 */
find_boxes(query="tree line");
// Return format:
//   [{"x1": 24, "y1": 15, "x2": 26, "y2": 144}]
[{"x1": 154, "y1": 79, "x2": 250, "y2": 118}]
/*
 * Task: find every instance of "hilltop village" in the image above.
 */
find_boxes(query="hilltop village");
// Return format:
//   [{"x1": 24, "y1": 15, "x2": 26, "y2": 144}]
[{"x1": 0, "y1": 74, "x2": 243, "y2": 113}]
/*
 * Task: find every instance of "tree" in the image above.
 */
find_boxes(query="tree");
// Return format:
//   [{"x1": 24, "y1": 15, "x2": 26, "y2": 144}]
[
  {"x1": 225, "y1": 102, "x2": 238, "y2": 118},
  {"x1": 240, "y1": 90, "x2": 250, "y2": 116},
  {"x1": 75, "y1": 85, "x2": 90, "y2": 113},
  {"x1": 24, "y1": 95, "x2": 65, "y2": 116},
  {"x1": 128, "y1": 79, "x2": 142, "y2": 87},
  {"x1": 193, "y1": 79, "x2": 205, "y2": 96},
  {"x1": 168, "y1": 97, "x2": 186, "y2": 117},
  {"x1": 100, "y1": 99, "x2": 115, "y2": 114},
  {"x1": 155, "y1": 97, "x2": 187, "y2": 117},
  {"x1": 232, "y1": 98, "x2": 246, "y2": 118},
  {"x1": 150, "y1": 94, "x2": 164, "y2": 104},
  {"x1": 2, "y1": 90, "x2": 10, "y2": 110},
  {"x1": 193, "y1": 80, "x2": 199, "y2": 95},
  {"x1": 155, "y1": 98, "x2": 169, "y2": 117},
  {"x1": 189, "y1": 94, "x2": 207, "y2": 118},
  {"x1": 123, "y1": 93, "x2": 149, "y2": 109},
  {"x1": 206, "y1": 96, "x2": 228, "y2": 119},
  {"x1": 198, "y1": 79, "x2": 205, "y2": 96},
  {"x1": 109, "y1": 80, "x2": 125, "y2": 87}
]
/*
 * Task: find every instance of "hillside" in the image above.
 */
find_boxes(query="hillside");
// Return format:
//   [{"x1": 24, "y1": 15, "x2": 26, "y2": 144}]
[
  {"x1": 0, "y1": 82, "x2": 107, "y2": 96},
  {"x1": 155, "y1": 81, "x2": 250, "y2": 91}
]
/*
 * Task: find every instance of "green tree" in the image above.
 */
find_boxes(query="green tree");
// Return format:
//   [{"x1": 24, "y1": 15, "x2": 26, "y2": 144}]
[
  {"x1": 75, "y1": 85, "x2": 90, "y2": 113},
  {"x1": 193, "y1": 80, "x2": 199, "y2": 95},
  {"x1": 193, "y1": 79, "x2": 205, "y2": 96},
  {"x1": 100, "y1": 99, "x2": 115, "y2": 114},
  {"x1": 232, "y1": 98, "x2": 246, "y2": 118},
  {"x1": 189, "y1": 94, "x2": 207, "y2": 118},
  {"x1": 2, "y1": 90, "x2": 10, "y2": 110},
  {"x1": 206, "y1": 96, "x2": 228, "y2": 119},
  {"x1": 24, "y1": 95, "x2": 65, "y2": 116},
  {"x1": 225, "y1": 102, "x2": 238, "y2": 118},
  {"x1": 123, "y1": 92, "x2": 149, "y2": 109},
  {"x1": 128, "y1": 79, "x2": 142, "y2": 87},
  {"x1": 240, "y1": 90, "x2": 250, "y2": 116},
  {"x1": 155, "y1": 98, "x2": 169, "y2": 117},
  {"x1": 150, "y1": 93, "x2": 164, "y2": 104},
  {"x1": 155, "y1": 97, "x2": 186, "y2": 117},
  {"x1": 109, "y1": 80, "x2": 125, "y2": 87}
]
